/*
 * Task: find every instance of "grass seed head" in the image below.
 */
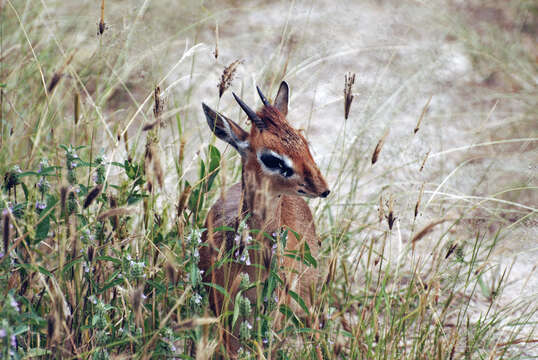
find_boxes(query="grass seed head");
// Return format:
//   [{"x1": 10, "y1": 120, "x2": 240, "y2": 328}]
[
  {"x1": 386, "y1": 196, "x2": 395, "y2": 230},
  {"x1": 415, "y1": 183, "x2": 425, "y2": 219},
  {"x1": 412, "y1": 219, "x2": 448, "y2": 244},
  {"x1": 153, "y1": 86, "x2": 163, "y2": 120},
  {"x1": 47, "y1": 313, "x2": 56, "y2": 345},
  {"x1": 344, "y1": 72, "x2": 356, "y2": 120},
  {"x1": 60, "y1": 186, "x2": 68, "y2": 215},
  {"x1": 2, "y1": 213, "x2": 9, "y2": 255},
  {"x1": 414, "y1": 95, "x2": 432, "y2": 134},
  {"x1": 165, "y1": 262, "x2": 176, "y2": 284},
  {"x1": 83, "y1": 185, "x2": 102, "y2": 209},
  {"x1": 372, "y1": 129, "x2": 389, "y2": 165},
  {"x1": 218, "y1": 59, "x2": 242, "y2": 98},
  {"x1": 47, "y1": 73, "x2": 63, "y2": 93}
]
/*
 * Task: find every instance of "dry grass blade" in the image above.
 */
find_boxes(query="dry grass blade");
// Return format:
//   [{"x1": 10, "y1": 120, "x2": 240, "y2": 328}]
[
  {"x1": 414, "y1": 95, "x2": 432, "y2": 134},
  {"x1": 378, "y1": 195, "x2": 384, "y2": 223},
  {"x1": 218, "y1": 59, "x2": 242, "y2": 98},
  {"x1": 411, "y1": 218, "x2": 448, "y2": 243},
  {"x1": 214, "y1": 22, "x2": 219, "y2": 59},
  {"x1": 83, "y1": 185, "x2": 102, "y2": 209},
  {"x1": 152, "y1": 154, "x2": 164, "y2": 189},
  {"x1": 420, "y1": 150, "x2": 430, "y2": 172},
  {"x1": 372, "y1": 129, "x2": 389, "y2": 165},
  {"x1": 344, "y1": 72, "x2": 356, "y2": 120}
]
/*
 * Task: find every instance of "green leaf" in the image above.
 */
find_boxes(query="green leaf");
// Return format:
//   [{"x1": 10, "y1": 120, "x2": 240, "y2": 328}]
[
  {"x1": 37, "y1": 266, "x2": 53, "y2": 277},
  {"x1": 279, "y1": 304, "x2": 301, "y2": 326},
  {"x1": 202, "y1": 282, "x2": 230, "y2": 301},
  {"x1": 232, "y1": 291, "x2": 242, "y2": 329},
  {"x1": 35, "y1": 213, "x2": 50, "y2": 241},
  {"x1": 206, "y1": 145, "x2": 221, "y2": 191},
  {"x1": 95, "y1": 256, "x2": 122, "y2": 265},
  {"x1": 288, "y1": 290, "x2": 310, "y2": 316}
]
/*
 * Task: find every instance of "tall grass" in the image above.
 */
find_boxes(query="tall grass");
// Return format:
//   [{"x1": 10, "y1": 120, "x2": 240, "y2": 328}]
[{"x1": 1, "y1": 0, "x2": 536, "y2": 359}]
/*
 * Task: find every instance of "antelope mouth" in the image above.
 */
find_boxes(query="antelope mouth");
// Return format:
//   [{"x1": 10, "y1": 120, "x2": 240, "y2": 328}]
[{"x1": 297, "y1": 189, "x2": 317, "y2": 198}]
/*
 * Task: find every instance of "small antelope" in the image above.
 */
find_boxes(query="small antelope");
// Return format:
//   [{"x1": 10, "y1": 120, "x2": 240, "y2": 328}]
[{"x1": 200, "y1": 82, "x2": 330, "y2": 355}]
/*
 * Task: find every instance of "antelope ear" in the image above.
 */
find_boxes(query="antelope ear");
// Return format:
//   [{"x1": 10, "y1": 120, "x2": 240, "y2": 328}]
[
  {"x1": 274, "y1": 81, "x2": 289, "y2": 116},
  {"x1": 202, "y1": 103, "x2": 249, "y2": 157}
]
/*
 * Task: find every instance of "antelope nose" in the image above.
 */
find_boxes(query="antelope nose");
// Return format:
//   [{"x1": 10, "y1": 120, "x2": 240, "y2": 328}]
[{"x1": 320, "y1": 190, "x2": 330, "y2": 198}]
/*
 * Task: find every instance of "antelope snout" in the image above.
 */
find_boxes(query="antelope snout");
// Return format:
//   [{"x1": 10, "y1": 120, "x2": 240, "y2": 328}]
[{"x1": 320, "y1": 189, "x2": 330, "y2": 198}]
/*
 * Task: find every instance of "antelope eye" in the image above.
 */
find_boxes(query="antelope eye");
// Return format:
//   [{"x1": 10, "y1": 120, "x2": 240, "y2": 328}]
[
  {"x1": 260, "y1": 153, "x2": 294, "y2": 177},
  {"x1": 260, "y1": 153, "x2": 281, "y2": 169}
]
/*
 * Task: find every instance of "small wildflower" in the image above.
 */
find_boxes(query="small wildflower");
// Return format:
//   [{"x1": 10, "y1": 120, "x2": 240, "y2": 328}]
[
  {"x1": 234, "y1": 233, "x2": 241, "y2": 246},
  {"x1": 192, "y1": 293, "x2": 202, "y2": 305},
  {"x1": 0, "y1": 329, "x2": 6, "y2": 337},
  {"x1": 35, "y1": 201, "x2": 47, "y2": 210},
  {"x1": 38, "y1": 158, "x2": 49, "y2": 173},
  {"x1": 10, "y1": 298, "x2": 19, "y2": 312},
  {"x1": 37, "y1": 177, "x2": 50, "y2": 193},
  {"x1": 11, "y1": 334, "x2": 16, "y2": 347}
]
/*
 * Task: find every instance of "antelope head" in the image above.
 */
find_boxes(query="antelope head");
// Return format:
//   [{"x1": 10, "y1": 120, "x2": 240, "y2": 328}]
[{"x1": 202, "y1": 81, "x2": 330, "y2": 199}]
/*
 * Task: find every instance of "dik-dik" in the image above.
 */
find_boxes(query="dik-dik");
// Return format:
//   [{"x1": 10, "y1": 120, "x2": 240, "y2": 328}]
[{"x1": 199, "y1": 82, "x2": 330, "y2": 355}]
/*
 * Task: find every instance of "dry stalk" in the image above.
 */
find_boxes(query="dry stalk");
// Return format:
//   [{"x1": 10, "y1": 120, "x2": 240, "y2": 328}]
[{"x1": 420, "y1": 150, "x2": 430, "y2": 172}]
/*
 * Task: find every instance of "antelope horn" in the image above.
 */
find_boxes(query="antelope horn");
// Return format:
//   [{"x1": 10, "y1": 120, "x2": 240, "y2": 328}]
[
  {"x1": 256, "y1": 85, "x2": 270, "y2": 107},
  {"x1": 233, "y1": 92, "x2": 267, "y2": 130}
]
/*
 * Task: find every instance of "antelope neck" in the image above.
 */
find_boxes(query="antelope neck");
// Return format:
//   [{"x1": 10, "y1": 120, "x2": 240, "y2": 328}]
[{"x1": 240, "y1": 171, "x2": 282, "y2": 234}]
